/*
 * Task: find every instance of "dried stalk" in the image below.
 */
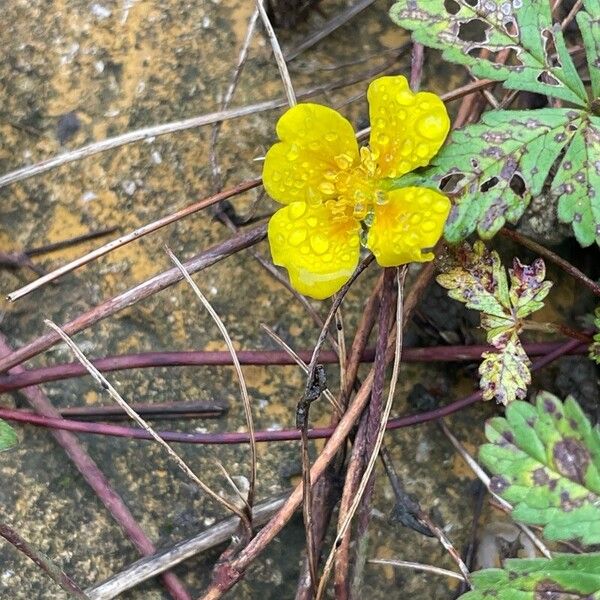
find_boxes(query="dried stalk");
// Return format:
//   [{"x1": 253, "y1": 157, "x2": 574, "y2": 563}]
[
  {"x1": 8, "y1": 178, "x2": 261, "y2": 301},
  {"x1": 316, "y1": 268, "x2": 406, "y2": 600},
  {"x1": 257, "y1": 0, "x2": 297, "y2": 106},
  {"x1": 369, "y1": 559, "x2": 466, "y2": 581},
  {"x1": 0, "y1": 334, "x2": 192, "y2": 600},
  {"x1": 0, "y1": 222, "x2": 267, "y2": 373},
  {"x1": 166, "y1": 248, "x2": 257, "y2": 513},
  {"x1": 0, "y1": 522, "x2": 90, "y2": 599},
  {"x1": 45, "y1": 321, "x2": 252, "y2": 534},
  {"x1": 86, "y1": 493, "x2": 289, "y2": 600}
]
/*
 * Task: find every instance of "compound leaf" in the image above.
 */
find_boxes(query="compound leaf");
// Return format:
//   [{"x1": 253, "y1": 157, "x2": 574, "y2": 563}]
[
  {"x1": 437, "y1": 241, "x2": 551, "y2": 404},
  {"x1": 480, "y1": 392, "x2": 600, "y2": 544},
  {"x1": 389, "y1": 0, "x2": 587, "y2": 106},
  {"x1": 578, "y1": 0, "x2": 600, "y2": 98},
  {"x1": 552, "y1": 115, "x2": 600, "y2": 247},
  {"x1": 405, "y1": 108, "x2": 583, "y2": 242},
  {"x1": 459, "y1": 553, "x2": 600, "y2": 599}
]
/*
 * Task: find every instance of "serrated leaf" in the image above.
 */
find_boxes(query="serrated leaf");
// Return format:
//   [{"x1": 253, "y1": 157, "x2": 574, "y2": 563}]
[
  {"x1": 389, "y1": 0, "x2": 587, "y2": 106},
  {"x1": 0, "y1": 420, "x2": 17, "y2": 452},
  {"x1": 479, "y1": 392, "x2": 600, "y2": 544},
  {"x1": 578, "y1": 0, "x2": 600, "y2": 98},
  {"x1": 437, "y1": 241, "x2": 551, "y2": 404},
  {"x1": 552, "y1": 115, "x2": 600, "y2": 247},
  {"x1": 459, "y1": 553, "x2": 600, "y2": 599},
  {"x1": 437, "y1": 240, "x2": 551, "y2": 345},
  {"x1": 398, "y1": 108, "x2": 582, "y2": 241},
  {"x1": 479, "y1": 338, "x2": 530, "y2": 404}
]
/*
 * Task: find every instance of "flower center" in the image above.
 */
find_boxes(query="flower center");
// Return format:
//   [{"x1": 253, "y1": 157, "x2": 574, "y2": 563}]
[{"x1": 320, "y1": 146, "x2": 388, "y2": 223}]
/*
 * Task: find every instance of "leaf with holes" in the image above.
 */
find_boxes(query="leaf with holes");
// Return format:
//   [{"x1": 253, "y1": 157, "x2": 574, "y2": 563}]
[
  {"x1": 479, "y1": 338, "x2": 530, "y2": 404},
  {"x1": 578, "y1": 0, "x2": 600, "y2": 99},
  {"x1": 480, "y1": 393, "x2": 600, "y2": 544},
  {"x1": 389, "y1": 0, "x2": 587, "y2": 106},
  {"x1": 437, "y1": 241, "x2": 551, "y2": 403},
  {"x1": 0, "y1": 420, "x2": 17, "y2": 453},
  {"x1": 404, "y1": 108, "x2": 583, "y2": 241},
  {"x1": 458, "y1": 553, "x2": 600, "y2": 600}
]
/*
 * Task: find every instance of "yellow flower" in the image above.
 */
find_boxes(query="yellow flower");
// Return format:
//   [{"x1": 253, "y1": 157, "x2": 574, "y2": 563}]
[{"x1": 263, "y1": 75, "x2": 451, "y2": 300}]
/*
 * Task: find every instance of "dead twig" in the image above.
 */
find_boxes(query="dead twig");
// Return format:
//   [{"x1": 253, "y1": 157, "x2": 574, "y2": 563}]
[
  {"x1": 0, "y1": 522, "x2": 90, "y2": 600},
  {"x1": 86, "y1": 493, "x2": 289, "y2": 600},
  {"x1": 45, "y1": 320, "x2": 253, "y2": 536},
  {"x1": 0, "y1": 222, "x2": 267, "y2": 373},
  {"x1": 167, "y1": 248, "x2": 257, "y2": 517},
  {"x1": 8, "y1": 178, "x2": 262, "y2": 302}
]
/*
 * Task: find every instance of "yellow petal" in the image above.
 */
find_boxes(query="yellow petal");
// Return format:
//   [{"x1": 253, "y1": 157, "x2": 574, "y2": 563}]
[
  {"x1": 368, "y1": 76, "x2": 450, "y2": 178},
  {"x1": 367, "y1": 187, "x2": 450, "y2": 267},
  {"x1": 268, "y1": 201, "x2": 361, "y2": 299},
  {"x1": 263, "y1": 103, "x2": 359, "y2": 205}
]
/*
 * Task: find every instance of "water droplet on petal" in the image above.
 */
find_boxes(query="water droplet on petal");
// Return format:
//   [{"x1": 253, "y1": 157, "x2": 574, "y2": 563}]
[
  {"x1": 286, "y1": 145, "x2": 300, "y2": 161},
  {"x1": 289, "y1": 202, "x2": 307, "y2": 220},
  {"x1": 325, "y1": 132, "x2": 338, "y2": 142},
  {"x1": 417, "y1": 113, "x2": 446, "y2": 140},
  {"x1": 422, "y1": 220, "x2": 436, "y2": 233},
  {"x1": 416, "y1": 143, "x2": 431, "y2": 158},
  {"x1": 318, "y1": 181, "x2": 336, "y2": 195},
  {"x1": 395, "y1": 91, "x2": 415, "y2": 106},
  {"x1": 310, "y1": 233, "x2": 329, "y2": 255},
  {"x1": 289, "y1": 228, "x2": 307, "y2": 246}
]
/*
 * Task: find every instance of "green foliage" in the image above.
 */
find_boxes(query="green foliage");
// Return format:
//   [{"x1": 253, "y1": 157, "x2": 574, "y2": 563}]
[
  {"x1": 589, "y1": 307, "x2": 600, "y2": 364},
  {"x1": 0, "y1": 420, "x2": 17, "y2": 453},
  {"x1": 579, "y1": 0, "x2": 600, "y2": 99},
  {"x1": 480, "y1": 392, "x2": 600, "y2": 544},
  {"x1": 390, "y1": 0, "x2": 586, "y2": 105},
  {"x1": 459, "y1": 553, "x2": 600, "y2": 599},
  {"x1": 389, "y1": 0, "x2": 600, "y2": 247},
  {"x1": 437, "y1": 241, "x2": 551, "y2": 404}
]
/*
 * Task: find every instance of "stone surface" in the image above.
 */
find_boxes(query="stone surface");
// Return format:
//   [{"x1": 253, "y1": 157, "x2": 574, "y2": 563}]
[{"x1": 0, "y1": 1, "x2": 583, "y2": 599}]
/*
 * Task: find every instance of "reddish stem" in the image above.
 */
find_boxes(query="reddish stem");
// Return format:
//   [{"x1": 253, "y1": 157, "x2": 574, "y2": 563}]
[{"x1": 0, "y1": 341, "x2": 584, "y2": 393}]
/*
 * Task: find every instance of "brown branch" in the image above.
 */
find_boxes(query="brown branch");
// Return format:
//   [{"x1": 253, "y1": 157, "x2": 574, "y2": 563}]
[
  {"x1": 0, "y1": 223, "x2": 267, "y2": 374},
  {"x1": 0, "y1": 522, "x2": 90, "y2": 599},
  {"x1": 0, "y1": 334, "x2": 192, "y2": 600}
]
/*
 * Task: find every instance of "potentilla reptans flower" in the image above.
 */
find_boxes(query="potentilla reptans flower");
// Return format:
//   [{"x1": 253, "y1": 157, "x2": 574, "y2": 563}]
[{"x1": 263, "y1": 75, "x2": 451, "y2": 299}]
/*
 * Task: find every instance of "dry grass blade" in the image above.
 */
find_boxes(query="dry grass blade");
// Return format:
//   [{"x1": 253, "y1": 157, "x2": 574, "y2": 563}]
[
  {"x1": 284, "y1": 0, "x2": 376, "y2": 61},
  {"x1": 256, "y1": 0, "x2": 296, "y2": 106},
  {"x1": 7, "y1": 178, "x2": 261, "y2": 302},
  {"x1": 315, "y1": 267, "x2": 407, "y2": 600},
  {"x1": 210, "y1": 7, "x2": 259, "y2": 186},
  {"x1": 439, "y1": 421, "x2": 552, "y2": 559},
  {"x1": 369, "y1": 559, "x2": 466, "y2": 581},
  {"x1": 44, "y1": 320, "x2": 252, "y2": 534},
  {"x1": 166, "y1": 247, "x2": 257, "y2": 511}
]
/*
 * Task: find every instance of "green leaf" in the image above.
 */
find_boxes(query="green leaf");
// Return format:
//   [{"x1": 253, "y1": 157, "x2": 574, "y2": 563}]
[
  {"x1": 479, "y1": 392, "x2": 600, "y2": 544},
  {"x1": 552, "y1": 115, "x2": 600, "y2": 247},
  {"x1": 0, "y1": 420, "x2": 17, "y2": 452},
  {"x1": 437, "y1": 241, "x2": 551, "y2": 404},
  {"x1": 479, "y1": 338, "x2": 530, "y2": 405},
  {"x1": 389, "y1": 0, "x2": 587, "y2": 106},
  {"x1": 459, "y1": 553, "x2": 600, "y2": 599},
  {"x1": 578, "y1": 0, "x2": 600, "y2": 99},
  {"x1": 406, "y1": 108, "x2": 583, "y2": 242}
]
